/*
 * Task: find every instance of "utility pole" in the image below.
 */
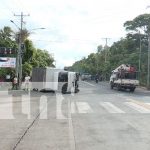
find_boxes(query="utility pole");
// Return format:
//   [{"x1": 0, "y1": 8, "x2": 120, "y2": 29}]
[
  {"x1": 102, "y1": 38, "x2": 110, "y2": 81},
  {"x1": 102, "y1": 38, "x2": 110, "y2": 62},
  {"x1": 14, "y1": 12, "x2": 29, "y2": 89},
  {"x1": 147, "y1": 32, "x2": 150, "y2": 90},
  {"x1": 137, "y1": 31, "x2": 142, "y2": 82}
]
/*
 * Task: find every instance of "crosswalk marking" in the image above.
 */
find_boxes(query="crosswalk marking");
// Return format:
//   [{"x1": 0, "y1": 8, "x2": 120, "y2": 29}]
[
  {"x1": 99, "y1": 102, "x2": 125, "y2": 113},
  {"x1": 76, "y1": 102, "x2": 93, "y2": 113},
  {"x1": 125, "y1": 102, "x2": 150, "y2": 113},
  {"x1": 81, "y1": 81, "x2": 95, "y2": 87},
  {"x1": 71, "y1": 102, "x2": 93, "y2": 114},
  {"x1": 71, "y1": 102, "x2": 76, "y2": 114},
  {"x1": 70, "y1": 101, "x2": 150, "y2": 114},
  {"x1": 145, "y1": 103, "x2": 150, "y2": 106}
]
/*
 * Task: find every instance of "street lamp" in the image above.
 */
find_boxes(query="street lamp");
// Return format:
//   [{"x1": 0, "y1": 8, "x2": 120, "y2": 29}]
[
  {"x1": 30, "y1": 28, "x2": 45, "y2": 30},
  {"x1": 10, "y1": 20, "x2": 20, "y2": 30}
]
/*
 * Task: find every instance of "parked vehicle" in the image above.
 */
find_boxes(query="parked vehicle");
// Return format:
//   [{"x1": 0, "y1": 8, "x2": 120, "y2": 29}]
[
  {"x1": 81, "y1": 73, "x2": 91, "y2": 81},
  {"x1": 110, "y1": 64, "x2": 139, "y2": 92},
  {"x1": 32, "y1": 67, "x2": 79, "y2": 94}
]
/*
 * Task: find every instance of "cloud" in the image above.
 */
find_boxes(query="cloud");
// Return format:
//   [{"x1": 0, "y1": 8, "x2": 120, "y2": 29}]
[{"x1": 0, "y1": 0, "x2": 150, "y2": 67}]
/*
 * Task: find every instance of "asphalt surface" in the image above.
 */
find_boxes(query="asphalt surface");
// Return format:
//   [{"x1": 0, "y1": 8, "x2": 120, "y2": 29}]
[{"x1": 0, "y1": 81, "x2": 150, "y2": 150}]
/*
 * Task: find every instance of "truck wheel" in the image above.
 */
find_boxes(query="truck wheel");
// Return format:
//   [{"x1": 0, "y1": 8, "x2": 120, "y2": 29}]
[
  {"x1": 110, "y1": 82, "x2": 114, "y2": 89},
  {"x1": 33, "y1": 88, "x2": 38, "y2": 91},
  {"x1": 130, "y1": 87, "x2": 135, "y2": 92},
  {"x1": 117, "y1": 85, "x2": 121, "y2": 91},
  {"x1": 62, "y1": 83, "x2": 68, "y2": 94}
]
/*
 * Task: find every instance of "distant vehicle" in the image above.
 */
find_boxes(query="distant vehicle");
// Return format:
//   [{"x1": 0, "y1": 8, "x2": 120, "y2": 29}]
[
  {"x1": 110, "y1": 64, "x2": 139, "y2": 92},
  {"x1": 95, "y1": 78, "x2": 98, "y2": 83},
  {"x1": 95, "y1": 74, "x2": 99, "y2": 83},
  {"x1": 81, "y1": 73, "x2": 91, "y2": 81},
  {"x1": 32, "y1": 67, "x2": 79, "y2": 94}
]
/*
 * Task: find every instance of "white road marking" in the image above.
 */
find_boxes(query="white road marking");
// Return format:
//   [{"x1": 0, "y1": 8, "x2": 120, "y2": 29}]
[
  {"x1": 0, "y1": 96, "x2": 14, "y2": 119},
  {"x1": 125, "y1": 102, "x2": 150, "y2": 113},
  {"x1": 145, "y1": 103, "x2": 150, "y2": 105},
  {"x1": 76, "y1": 102, "x2": 93, "y2": 113},
  {"x1": 100, "y1": 102, "x2": 125, "y2": 113},
  {"x1": 68, "y1": 99, "x2": 76, "y2": 150},
  {"x1": 39, "y1": 96, "x2": 48, "y2": 119},
  {"x1": 71, "y1": 102, "x2": 76, "y2": 114},
  {"x1": 82, "y1": 81, "x2": 95, "y2": 87},
  {"x1": 22, "y1": 94, "x2": 31, "y2": 119},
  {"x1": 56, "y1": 93, "x2": 67, "y2": 119}
]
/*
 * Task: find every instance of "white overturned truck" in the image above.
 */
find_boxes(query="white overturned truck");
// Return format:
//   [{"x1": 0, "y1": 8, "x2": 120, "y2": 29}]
[
  {"x1": 110, "y1": 64, "x2": 139, "y2": 92},
  {"x1": 32, "y1": 67, "x2": 79, "y2": 94}
]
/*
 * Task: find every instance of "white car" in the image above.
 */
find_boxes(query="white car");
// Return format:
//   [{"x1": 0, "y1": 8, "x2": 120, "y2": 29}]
[{"x1": 81, "y1": 73, "x2": 91, "y2": 81}]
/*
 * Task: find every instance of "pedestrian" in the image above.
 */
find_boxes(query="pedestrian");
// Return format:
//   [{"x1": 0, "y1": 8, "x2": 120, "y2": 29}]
[
  {"x1": 12, "y1": 76, "x2": 18, "y2": 90},
  {"x1": 24, "y1": 74, "x2": 30, "y2": 91},
  {"x1": 95, "y1": 73, "x2": 99, "y2": 83}
]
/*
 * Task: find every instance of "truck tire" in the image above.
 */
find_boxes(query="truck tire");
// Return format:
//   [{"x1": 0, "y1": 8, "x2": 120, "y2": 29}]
[
  {"x1": 117, "y1": 85, "x2": 121, "y2": 91},
  {"x1": 33, "y1": 88, "x2": 38, "y2": 91},
  {"x1": 62, "y1": 83, "x2": 68, "y2": 94},
  {"x1": 130, "y1": 87, "x2": 135, "y2": 92},
  {"x1": 110, "y1": 82, "x2": 114, "y2": 89}
]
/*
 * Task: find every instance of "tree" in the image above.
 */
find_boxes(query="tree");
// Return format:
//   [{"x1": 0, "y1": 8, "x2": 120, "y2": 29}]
[
  {"x1": 22, "y1": 39, "x2": 35, "y2": 64},
  {"x1": 15, "y1": 29, "x2": 30, "y2": 43},
  {"x1": 0, "y1": 26, "x2": 17, "y2": 78},
  {"x1": 0, "y1": 26, "x2": 17, "y2": 49},
  {"x1": 22, "y1": 62, "x2": 32, "y2": 77},
  {"x1": 97, "y1": 45, "x2": 103, "y2": 53},
  {"x1": 31, "y1": 49, "x2": 54, "y2": 68},
  {"x1": 0, "y1": 26, "x2": 55, "y2": 79},
  {"x1": 124, "y1": 13, "x2": 150, "y2": 33}
]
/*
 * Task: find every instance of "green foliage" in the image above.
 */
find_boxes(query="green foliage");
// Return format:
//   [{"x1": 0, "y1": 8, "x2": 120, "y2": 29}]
[
  {"x1": 0, "y1": 26, "x2": 17, "y2": 78},
  {"x1": 124, "y1": 14, "x2": 150, "y2": 33},
  {"x1": 31, "y1": 49, "x2": 54, "y2": 68},
  {"x1": 22, "y1": 39, "x2": 35, "y2": 64},
  {"x1": 22, "y1": 62, "x2": 32, "y2": 77},
  {"x1": 0, "y1": 26, "x2": 55, "y2": 79}
]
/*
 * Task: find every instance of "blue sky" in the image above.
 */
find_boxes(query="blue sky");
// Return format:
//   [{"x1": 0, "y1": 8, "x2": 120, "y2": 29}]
[{"x1": 0, "y1": 0, "x2": 150, "y2": 68}]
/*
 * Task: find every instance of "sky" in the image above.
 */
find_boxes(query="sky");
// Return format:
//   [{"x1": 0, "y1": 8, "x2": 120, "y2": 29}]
[{"x1": 0, "y1": 0, "x2": 150, "y2": 68}]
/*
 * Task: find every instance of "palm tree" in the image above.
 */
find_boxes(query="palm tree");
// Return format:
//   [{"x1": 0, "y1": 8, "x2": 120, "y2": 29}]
[{"x1": 15, "y1": 29, "x2": 30, "y2": 43}]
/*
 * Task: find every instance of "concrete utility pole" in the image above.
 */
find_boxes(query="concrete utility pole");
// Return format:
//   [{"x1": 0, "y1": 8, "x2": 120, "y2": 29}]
[
  {"x1": 138, "y1": 31, "x2": 142, "y2": 82},
  {"x1": 147, "y1": 33, "x2": 150, "y2": 90},
  {"x1": 102, "y1": 38, "x2": 110, "y2": 62},
  {"x1": 14, "y1": 12, "x2": 29, "y2": 89},
  {"x1": 102, "y1": 38, "x2": 110, "y2": 81}
]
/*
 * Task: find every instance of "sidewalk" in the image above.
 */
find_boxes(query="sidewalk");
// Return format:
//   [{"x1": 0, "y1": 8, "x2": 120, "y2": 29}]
[
  {"x1": 0, "y1": 82, "x2": 26, "y2": 96},
  {"x1": 0, "y1": 82, "x2": 12, "y2": 91}
]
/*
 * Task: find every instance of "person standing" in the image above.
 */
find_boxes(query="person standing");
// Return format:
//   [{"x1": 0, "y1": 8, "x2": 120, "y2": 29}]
[
  {"x1": 24, "y1": 74, "x2": 30, "y2": 91},
  {"x1": 95, "y1": 74, "x2": 99, "y2": 83},
  {"x1": 12, "y1": 76, "x2": 18, "y2": 90}
]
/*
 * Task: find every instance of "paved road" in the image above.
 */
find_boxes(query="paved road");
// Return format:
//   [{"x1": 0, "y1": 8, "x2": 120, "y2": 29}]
[{"x1": 0, "y1": 81, "x2": 150, "y2": 150}]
